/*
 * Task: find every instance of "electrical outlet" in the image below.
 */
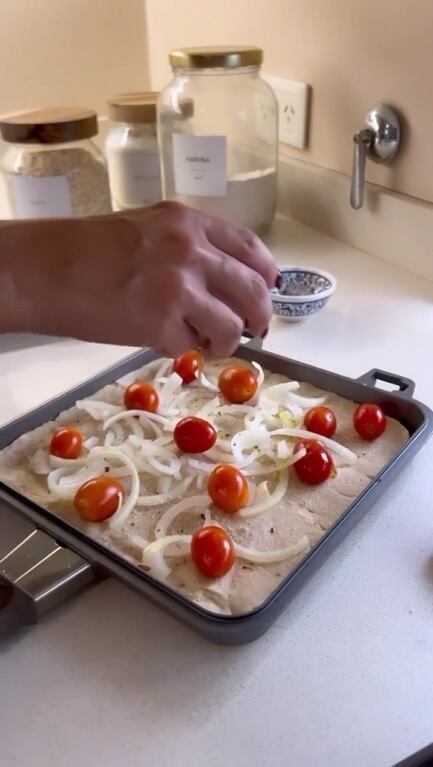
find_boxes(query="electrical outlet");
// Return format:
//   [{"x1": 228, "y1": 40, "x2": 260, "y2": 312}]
[{"x1": 264, "y1": 75, "x2": 310, "y2": 149}]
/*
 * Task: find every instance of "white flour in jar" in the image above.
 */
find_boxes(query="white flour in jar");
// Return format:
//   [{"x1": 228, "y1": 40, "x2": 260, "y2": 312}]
[{"x1": 175, "y1": 166, "x2": 277, "y2": 235}]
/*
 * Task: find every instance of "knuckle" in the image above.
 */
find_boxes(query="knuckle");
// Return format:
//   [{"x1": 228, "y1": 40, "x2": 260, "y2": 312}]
[
  {"x1": 250, "y1": 271, "x2": 268, "y2": 300},
  {"x1": 239, "y1": 228, "x2": 259, "y2": 251}
]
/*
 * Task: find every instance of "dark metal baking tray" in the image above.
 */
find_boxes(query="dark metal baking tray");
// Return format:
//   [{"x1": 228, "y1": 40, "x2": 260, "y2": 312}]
[{"x1": 0, "y1": 341, "x2": 432, "y2": 645}]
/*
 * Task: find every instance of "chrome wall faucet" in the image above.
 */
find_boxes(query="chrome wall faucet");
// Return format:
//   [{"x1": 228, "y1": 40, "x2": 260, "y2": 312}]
[{"x1": 350, "y1": 103, "x2": 401, "y2": 209}]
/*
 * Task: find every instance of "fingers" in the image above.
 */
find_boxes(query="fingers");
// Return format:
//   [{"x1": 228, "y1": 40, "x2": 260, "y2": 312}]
[
  {"x1": 158, "y1": 317, "x2": 201, "y2": 358},
  {"x1": 205, "y1": 217, "x2": 278, "y2": 289},
  {"x1": 185, "y1": 293, "x2": 244, "y2": 358},
  {"x1": 205, "y1": 249, "x2": 273, "y2": 337}
]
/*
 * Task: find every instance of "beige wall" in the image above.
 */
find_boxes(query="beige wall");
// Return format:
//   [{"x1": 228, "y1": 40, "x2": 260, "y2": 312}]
[
  {"x1": 0, "y1": 0, "x2": 149, "y2": 116},
  {"x1": 145, "y1": 0, "x2": 433, "y2": 204}
]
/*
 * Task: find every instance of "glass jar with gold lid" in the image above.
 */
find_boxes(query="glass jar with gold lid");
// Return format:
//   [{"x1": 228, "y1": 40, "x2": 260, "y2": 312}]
[{"x1": 157, "y1": 45, "x2": 278, "y2": 236}]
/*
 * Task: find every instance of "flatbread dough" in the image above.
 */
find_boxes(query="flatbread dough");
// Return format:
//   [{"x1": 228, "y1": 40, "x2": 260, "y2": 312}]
[{"x1": 0, "y1": 357, "x2": 409, "y2": 616}]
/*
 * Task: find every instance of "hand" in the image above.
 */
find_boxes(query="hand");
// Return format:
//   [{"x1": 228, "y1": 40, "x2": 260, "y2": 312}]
[{"x1": 0, "y1": 201, "x2": 278, "y2": 357}]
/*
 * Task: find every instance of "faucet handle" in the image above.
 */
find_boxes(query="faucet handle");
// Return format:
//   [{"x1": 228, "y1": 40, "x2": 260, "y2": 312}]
[
  {"x1": 350, "y1": 104, "x2": 401, "y2": 210},
  {"x1": 350, "y1": 128, "x2": 373, "y2": 210}
]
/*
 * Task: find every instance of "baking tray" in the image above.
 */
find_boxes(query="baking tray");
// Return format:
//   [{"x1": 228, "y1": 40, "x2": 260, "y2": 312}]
[{"x1": 0, "y1": 341, "x2": 432, "y2": 645}]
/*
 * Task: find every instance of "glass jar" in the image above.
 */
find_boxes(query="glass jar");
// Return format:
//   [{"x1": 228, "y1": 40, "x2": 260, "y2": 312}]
[
  {"x1": 0, "y1": 107, "x2": 112, "y2": 219},
  {"x1": 105, "y1": 92, "x2": 162, "y2": 211},
  {"x1": 158, "y1": 46, "x2": 278, "y2": 236}
]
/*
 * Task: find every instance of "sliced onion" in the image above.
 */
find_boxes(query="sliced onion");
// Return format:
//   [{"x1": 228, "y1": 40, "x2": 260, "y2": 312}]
[
  {"x1": 242, "y1": 447, "x2": 306, "y2": 477},
  {"x1": 155, "y1": 495, "x2": 210, "y2": 538},
  {"x1": 252, "y1": 361, "x2": 265, "y2": 388},
  {"x1": 234, "y1": 535, "x2": 310, "y2": 564},
  {"x1": 239, "y1": 471, "x2": 288, "y2": 518},
  {"x1": 136, "y1": 475, "x2": 194, "y2": 507},
  {"x1": 198, "y1": 370, "x2": 219, "y2": 392},
  {"x1": 231, "y1": 427, "x2": 271, "y2": 464},
  {"x1": 47, "y1": 462, "x2": 104, "y2": 499},
  {"x1": 90, "y1": 448, "x2": 140, "y2": 529},
  {"x1": 187, "y1": 458, "x2": 213, "y2": 473},
  {"x1": 159, "y1": 372, "x2": 183, "y2": 408},
  {"x1": 141, "y1": 535, "x2": 192, "y2": 579},
  {"x1": 83, "y1": 436, "x2": 99, "y2": 451},
  {"x1": 277, "y1": 439, "x2": 290, "y2": 459},
  {"x1": 104, "y1": 409, "x2": 170, "y2": 430},
  {"x1": 147, "y1": 454, "x2": 182, "y2": 479},
  {"x1": 153, "y1": 358, "x2": 172, "y2": 383},
  {"x1": 158, "y1": 476, "x2": 172, "y2": 494},
  {"x1": 270, "y1": 428, "x2": 357, "y2": 463},
  {"x1": 104, "y1": 430, "x2": 115, "y2": 447}
]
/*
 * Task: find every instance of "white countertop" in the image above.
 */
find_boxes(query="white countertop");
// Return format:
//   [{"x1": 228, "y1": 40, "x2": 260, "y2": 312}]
[{"x1": 1, "y1": 215, "x2": 433, "y2": 767}]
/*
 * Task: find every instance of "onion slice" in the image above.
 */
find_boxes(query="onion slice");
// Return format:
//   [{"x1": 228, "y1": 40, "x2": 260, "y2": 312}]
[
  {"x1": 234, "y1": 535, "x2": 310, "y2": 564},
  {"x1": 270, "y1": 428, "x2": 357, "y2": 463},
  {"x1": 90, "y1": 447, "x2": 140, "y2": 529},
  {"x1": 141, "y1": 535, "x2": 192, "y2": 579},
  {"x1": 155, "y1": 495, "x2": 210, "y2": 538},
  {"x1": 198, "y1": 370, "x2": 219, "y2": 392},
  {"x1": 239, "y1": 471, "x2": 288, "y2": 519}
]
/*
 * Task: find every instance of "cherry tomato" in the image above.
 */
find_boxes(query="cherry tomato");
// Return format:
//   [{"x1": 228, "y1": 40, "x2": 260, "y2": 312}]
[
  {"x1": 50, "y1": 427, "x2": 83, "y2": 459},
  {"x1": 173, "y1": 349, "x2": 204, "y2": 384},
  {"x1": 173, "y1": 416, "x2": 217, "y2": 453},
  {"x1": 293, "y1": 439, "x2": 334, "y2": 485},
  {"x1": 74, "y1": 476, "x2": 124, "y2": 523},
  {"x1": 191, "y1": 525, "x2": 235, "y2": 578},
  {"x1": 354, "y1": 403, "x2": 387, "y2": 441},
  {"x1": 124, "y1": 381, "x2": 159, "y2": 413},
  {"x1": 304, "y1": 405, "x2": 337, "y2": 438},
  {"x1": 218, "y1": 365, "x2": 257, "y2": 404},
  {"x1": 207, "y1": 464, "x2": 249, "y2": 513}
]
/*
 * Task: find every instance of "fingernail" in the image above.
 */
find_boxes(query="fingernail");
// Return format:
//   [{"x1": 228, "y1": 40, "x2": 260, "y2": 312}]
[
  {"x1": 261, "y1": 327, "x2": 269, "y2": 339},
  {"x1": 275, "y1": 271, "x2": 283, "y2": 290}
]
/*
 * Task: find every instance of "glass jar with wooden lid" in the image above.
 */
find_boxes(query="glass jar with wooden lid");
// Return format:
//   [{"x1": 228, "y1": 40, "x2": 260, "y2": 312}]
[
  {"x1": 105, "y1": 92, "x2": 163, "y2": 211},
  {"x1": 157, "y1": 46, "x2": 278, "y2": 236},
  {"x1": 0, "y1": 107, "x2": 112, "y2": 219}
]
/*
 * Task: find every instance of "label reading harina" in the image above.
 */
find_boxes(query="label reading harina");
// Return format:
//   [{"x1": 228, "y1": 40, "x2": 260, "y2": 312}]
[
  {"x1": 172, "y1": 134, "x2": 227, "y2": 197},
  {"x1": 10, "y1": 175, "x2": 72, "y2": 218}
]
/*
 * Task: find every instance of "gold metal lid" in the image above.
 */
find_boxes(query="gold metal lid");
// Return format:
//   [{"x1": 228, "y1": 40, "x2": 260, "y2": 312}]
[
  {"x1": 107, "y1": 92, "x2": 159, "y2": 124},
  {"x1": 0, "y1": 107, "x2": 98, "y2": 144},
  {"x1": 169, "y1": 46, "x2": 263, "y2": 70}
]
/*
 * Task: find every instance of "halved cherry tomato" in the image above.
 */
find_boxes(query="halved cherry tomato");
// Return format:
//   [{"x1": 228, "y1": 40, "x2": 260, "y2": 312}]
[
  {"x1": 124, "y1": 381, "x2": 159, "y2": 413},
  {"x1": 218, "y1": 365, "x2": 257, "y2": 404},
  {"x1": 173, "y1": 416, "x2": 217, "y2": 453},
  {"x1": 354, "y1": 403, "x2": 387, "y2": 441},
  {"x1": 191, "y1": 525, "x2": 235, "y2": 578},
  {"x1": 74, "y1": 476, "x2": 124, "y2": 522},
  {"x1": 173, "y1": 349, "x2": 204, "y2": 384},
  {"x1": 207, "y1": 464, "x2": 249, "y2": 513},
  {"x1": 304, "y1": 406, "x2": 337, "y2": 438},
  {"x1": 293, "y1": 439, "x2": 333, "y2": 485},
  {"x1": 50, "y1": 427, "x2": 83, "y2": 459}
]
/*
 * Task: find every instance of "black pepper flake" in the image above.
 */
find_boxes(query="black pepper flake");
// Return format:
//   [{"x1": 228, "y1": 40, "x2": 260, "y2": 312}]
[
  {"x1": 270, "y1": 527, "x2": 274, "y2": 534},
  {"x1": 104, "y1": 466, "x2": 110, "y2": 473},
  {"x1": 131, "y1": 522, "x2": 135, "y2": 526},
  {"x1": 200, "y1": 513, "x2": 206, "y2": 520},
  {"x1": 242, "y1": 565, "x2": 254, "y2": 570},
  {"x1": 180, "y1": 528, "x2": 184, "y2": 533}
]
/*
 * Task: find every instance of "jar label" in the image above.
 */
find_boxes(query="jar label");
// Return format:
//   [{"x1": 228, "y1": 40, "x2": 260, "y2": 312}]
[
  {"x1": 10, "y1": 175, "x2": 72, "y2": 218},
  {"x1": 172, "y1": 134, "x2": 227, "y2": 196}
]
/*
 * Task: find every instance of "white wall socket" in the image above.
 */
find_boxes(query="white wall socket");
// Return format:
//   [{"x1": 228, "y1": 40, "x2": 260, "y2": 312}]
[{"x1": 264, "y1": 75, "x2": 310, "y2": 149}]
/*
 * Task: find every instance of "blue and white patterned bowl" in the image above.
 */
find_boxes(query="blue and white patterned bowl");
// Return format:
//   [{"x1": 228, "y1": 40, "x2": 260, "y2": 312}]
[{"x1": 270, "y1": 267, "x2": 337, "y2": 322}]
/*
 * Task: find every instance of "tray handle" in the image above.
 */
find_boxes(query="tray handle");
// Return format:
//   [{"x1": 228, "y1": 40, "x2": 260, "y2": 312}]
[
  {"x1": 0, "y1": 526, "x2": 96, "y2": 637},
  {"x1": 357, "y1": 368, "x2": 415, "y2": 398}
]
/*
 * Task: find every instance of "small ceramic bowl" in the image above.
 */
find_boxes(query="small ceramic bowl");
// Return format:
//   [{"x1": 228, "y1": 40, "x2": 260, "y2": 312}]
[{"x1": 270, "y1": 266, "x2": 337, "y2": 322}]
